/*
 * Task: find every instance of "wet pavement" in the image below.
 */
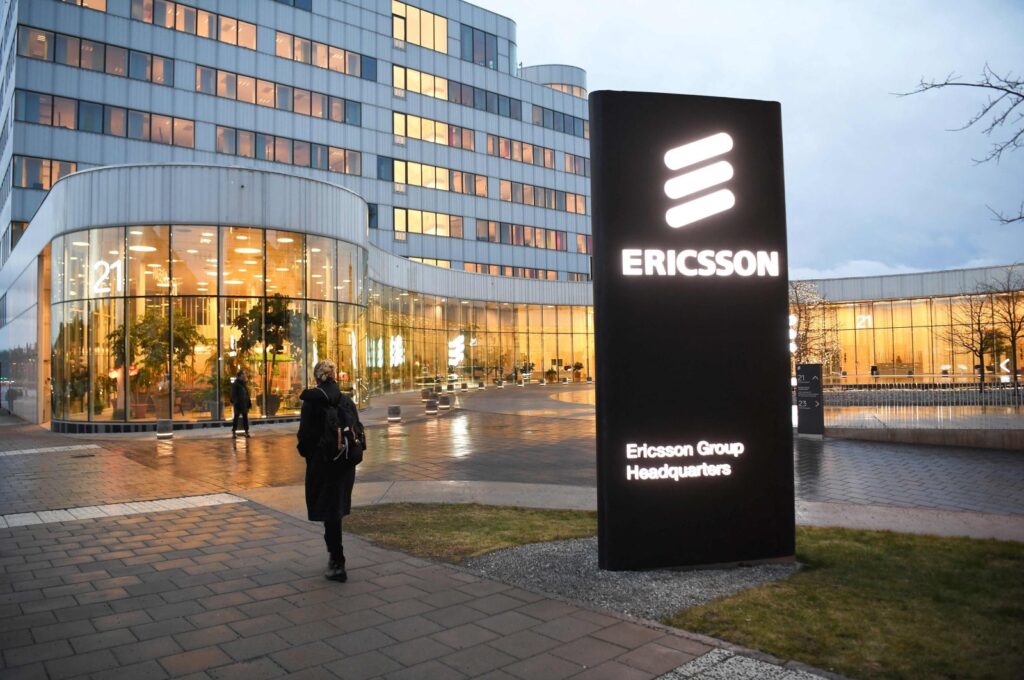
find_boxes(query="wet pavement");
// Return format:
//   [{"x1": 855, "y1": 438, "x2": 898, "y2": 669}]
[{"x1": 1, "y1": 385, "x2": 1022, "y2": 679}]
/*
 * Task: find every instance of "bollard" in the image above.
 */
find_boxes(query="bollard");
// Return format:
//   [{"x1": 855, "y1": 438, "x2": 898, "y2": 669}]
[
  {"x1": 539, "y1": 379, "x2": 546, "y2": 386},
  {"x1": 562, "y1": 377, "x2": 569, "y2": 384},
  {"x1": 498, "y1": 380, "x2": 505, "y2": 389},
  {"x1": 387, "y1": 405, "x2": 401, "y2": 422},
  {"x1": 477, "y1": 381, "x2": 485, "y2": 390},
  {"x1": 519, "y1": 379, "x2": 526, "y2": 387},
  {"x1": 446, "y1": 384, "x2": 455, "y2": 393},
  {"x1": 586, "y1": 377, "x2": 593, "y2": 384},
  {"x1": 420, "y1": 388, "x2": 431, "y2": 402},
  {"x1": 460, "y1": 382, "x2": 468, "y2": 392},
  {"x1": 439, "y1": 395, "x2": 451, "y2": 410},
  {"x1": 156, "y1": 419, "x2": 173, "y2": 439},
  {"x1": 425, "y1": 399, "x2": 438, "y2": 415}
]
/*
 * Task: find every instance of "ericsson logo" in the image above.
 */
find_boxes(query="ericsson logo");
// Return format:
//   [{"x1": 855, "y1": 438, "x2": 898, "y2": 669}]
[
  {"x1": 664, "y1": 132, "x2": 735, "y2": 229},
  {"x1": 619, "y1": 130, "x2": 781, "y2": 278}
]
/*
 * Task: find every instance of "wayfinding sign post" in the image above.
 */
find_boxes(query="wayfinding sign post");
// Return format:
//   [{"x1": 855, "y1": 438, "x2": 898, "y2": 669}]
[
  {"x1": 796, "y1": 363, "x2": 824, "y2": 437},
  {"x1": 590, "y1": 90, "x2": 794, "y2": 570}
]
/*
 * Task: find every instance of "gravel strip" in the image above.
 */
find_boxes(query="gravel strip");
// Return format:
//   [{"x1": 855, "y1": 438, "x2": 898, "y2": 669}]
[{"x1": 464, "y1": 536, "x2": 800, "y2": 621}]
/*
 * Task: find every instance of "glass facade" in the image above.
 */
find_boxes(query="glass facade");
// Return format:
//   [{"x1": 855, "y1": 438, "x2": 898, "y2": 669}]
[
  {"x1": 50, "y1": 225, "x2": 368, "y2": 423},
  {"x1": 365, "y1": 284, "x2": 594, "y2": 393},
  {"x1": 795, "y1": 296, "x2": 1024, "y2": 383}
]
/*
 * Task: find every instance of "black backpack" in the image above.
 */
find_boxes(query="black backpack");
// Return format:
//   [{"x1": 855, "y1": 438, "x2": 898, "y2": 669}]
[{"x1": 316, "y1": 388, "x2": 363, "y2": 466}]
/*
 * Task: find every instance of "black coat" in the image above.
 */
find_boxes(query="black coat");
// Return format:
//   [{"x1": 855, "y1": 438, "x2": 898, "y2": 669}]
[
  {"x1": 297, "y1": 379, "x2": 356, "y2": 522},
  {"x1": 230, "y1": 377, "x2": 251, "y2": 410}
]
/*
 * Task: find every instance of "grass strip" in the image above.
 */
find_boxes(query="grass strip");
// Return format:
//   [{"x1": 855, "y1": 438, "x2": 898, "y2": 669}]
[
  {"x1": 667, "y1": 526, "x2": 1024, "y2": 679},
  {"x1": 345, "y1": 502, "x2": 596, "y2": 563}
]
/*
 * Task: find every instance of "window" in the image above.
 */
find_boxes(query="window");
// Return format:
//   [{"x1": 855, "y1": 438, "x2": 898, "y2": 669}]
[
  {"x1": 127, "y1": 110, "x2": 150, "y2": 140},
  {"x1": 274, "y1": 30, "x2": 377, "y2": 81},
  {"x1": 276, "y1": 84, "x2": 293, "y2": 111},
  {"x1": 392, "y1": 1, "x2": 447, "y2": 54},
  {"x1": 104, "y1": 106, "x2": 126, "y2": 136},
  {"x1": 150, "y1": 114, "x2": 172, "y2": 144},
  {"x1": 18, "y1": 27, "x2": 54, "y2": 61},
  {"x1": 129, "y1": 51, "x2": 151, "y2": 81},
  {"x1": 15, "y1": 91, "x2": 52, "y2": 125},
  {"x1": 13, "y1": 156, "x2": 77, "y2": 191},
  {"x1": 173, "y1": 118, "x2": 194, "y2": 148},
  {"x1": 80, "y1": 39, "x2": 104, "y2": 71},
  {"x1": 52, "y1": 97, "x2": 76, "y2": 129},
  {"x1": 131, "y1": 1, "x2": 256, "y2": 50},
  {"x1": 105, "y1": 45, "x2": 127, "y2": 76},
  {"x1": 216, "y1": 126, "x2": 235, "y2": 154},
  {"x1": 195, "y1": 65, "x2": 215, "y2": 94},
  {"x1": 58, "y1": 0, "x2": 108, "y2": 10},
  {"x1": 217, "y1": 70, "x2": 236, "y2": 99},
  {"x1": 151, "y1": 55, "x2": 173, "y2": 85},
  {"x1": 78, "y1": 101, "x2": 103, "y2": 133},
  {"x1": 55, "y1": 34, "x2": 80, "y2": 67}
]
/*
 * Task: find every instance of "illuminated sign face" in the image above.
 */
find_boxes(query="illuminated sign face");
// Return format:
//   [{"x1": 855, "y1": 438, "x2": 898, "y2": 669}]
[
  {"x1": 663, "y1": 132, "x2": 735, "y2": 229},
  {"x1": 590, "y1": 90, "x2": 794, "y2": 571}
]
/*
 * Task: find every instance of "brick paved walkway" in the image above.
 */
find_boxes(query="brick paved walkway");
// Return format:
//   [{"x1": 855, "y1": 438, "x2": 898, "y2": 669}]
[
  {"x1": 2, "y1": 386, "x2": 1021, "y2": 678},
  {"x1": 2, "y1": 502, "x2": 714, "y2": 680}
]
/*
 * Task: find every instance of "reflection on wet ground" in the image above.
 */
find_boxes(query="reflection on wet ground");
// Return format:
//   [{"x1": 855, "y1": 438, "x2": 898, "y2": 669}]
[
  {"x1": 1, "y1": 384, "x2": 1022, "y2": 517},
  {"x1": 826, "y1": 405, "x2": 1024, "y2": 429}
]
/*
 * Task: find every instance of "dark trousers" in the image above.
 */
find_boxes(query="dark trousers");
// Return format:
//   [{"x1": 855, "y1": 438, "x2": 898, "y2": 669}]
[
  {"x1": 232, "y1": 407, "x2": 249, "y2": 433},
  {"x1": 324, "y1": 519, "x2": 344, "y2": 563}
]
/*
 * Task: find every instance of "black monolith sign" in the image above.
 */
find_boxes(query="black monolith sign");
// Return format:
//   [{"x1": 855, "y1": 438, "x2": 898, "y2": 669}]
[
  {"x1": 796, "y1": 363, "x2": 824, "y2": 437},
  {"x1": 590, "y1": 90, "x2": 794, "y2": 570}
]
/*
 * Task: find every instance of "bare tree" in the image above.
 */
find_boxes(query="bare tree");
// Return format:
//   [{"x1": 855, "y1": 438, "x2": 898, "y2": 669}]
[
  {"x1": 946, "y1": 290, "x2": 1005, "y2": 392},
  {"x1": 981, "y1": 263, "x2": 1024, "y2": 398},
  {"x1": 788, "y1": 281, "x2": 840, "y2": 374},
  {"x1": 900, "y1": 65, "x2": 1023, "y2": 224}
]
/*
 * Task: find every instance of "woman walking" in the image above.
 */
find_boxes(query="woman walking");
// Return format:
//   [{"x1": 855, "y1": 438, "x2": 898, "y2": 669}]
[{"x1": 297, "y1": 360, "x2": 359, "y2": 582}]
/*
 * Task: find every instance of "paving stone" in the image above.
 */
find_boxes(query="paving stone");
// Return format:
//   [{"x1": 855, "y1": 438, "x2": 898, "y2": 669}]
[
  {"x1": 381, "y1": 635, "x2": 456, "y2": 666},
  {"x1": 111, "y1": 635, "x2": 184, "y2": 665},
  {"x1": 207, "y1": 657, "x2": 287, "y2": 680},
  {"x1": 592, "y1": 621, "x2": 666, "y2": 648},
  {"x1": 3, "y1": 638, "x2": 74, "y2": 667},
  {"x1": 532, "y1": 615, "x2": 604, "y2": 643},
  {"x1": 549, "y1": 635, "x2": 629, "y2": 667},
  {"x1": 30, "y1": 617, "x2": 95, "y2": 642},
  {"x1": 220, "y1": 631, "x2": 291, "y2": 662},
  {"x1": 484, "y1": 629, "x2": 560, "y2": 659},
  {"x1": 91, "y1": 659, "x2": 170, "y2": 680},
  {"x1": 159, "y1": 645, "x2": 234, "y2": 676},
  {"x1": 326, "y1": 649, "x2": 404, "y2": 680},
  {"x1": 70, "y1": 627, "x2": 137, "y2": 653},
  {"x1": 269, "y1": 640, "x2": 345, "y2": 672},
  {"x1": 327, "y1": 627, "x2": 398, "y2": 656},
  {"x1": 440, "y1": 643, "x2": 518, "y2": 676},
  {"x1": 475, "y1": 610, "x2": 543, "y2": 635},
  {"x1": 618, "y1": 641, "x2": 703, "y2": 675},
  {"x1": 377, "y1": 614, "x2": 444, "y2": 642},
  {"x1": 174, "y1": 624, "x2": 239, "y2": 651},
  {"x1": 571, "y1": 659, "x2": 652, "y2": 680},
  {"x1": 503, "y1": 652, "x2": 583, "y2": 680},
  {"x1": 382, "y1": 659, "x2": 468, "y2": 680},
  {"x1": 45, "y1": 648, "x2": 119, "y2": 679}
]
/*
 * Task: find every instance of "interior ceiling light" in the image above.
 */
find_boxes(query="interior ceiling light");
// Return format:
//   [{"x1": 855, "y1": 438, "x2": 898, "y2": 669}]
[
  {"x1": 235, "y1": 247, "x2": 261, "y2": 254},
  {"x1": 128, "y1": 245, "x2": 157, "y2": 252},
  {"x1": 277, "y1": 237, "x2": 294, "y2": 243},
  {"x1": 71, "y1": 241, "x2": 89, "y2": 247},
  {"x1": 236, "y1": 235, "x2": 249, "y2": 240},
  {"x1": 130, "y1": 230, "x2": 144, "y2": 235}
]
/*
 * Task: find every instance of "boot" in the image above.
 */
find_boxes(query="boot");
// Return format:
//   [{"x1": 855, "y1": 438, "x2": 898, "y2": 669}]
[{"x1": 325, "y1": 555, "x2": 347, "y2": 582}]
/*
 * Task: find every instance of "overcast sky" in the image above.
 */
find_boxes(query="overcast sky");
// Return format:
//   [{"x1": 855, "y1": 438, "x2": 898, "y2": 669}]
[{"x1": 475, "y1": 0, "x2": 1024, "y2": 279}]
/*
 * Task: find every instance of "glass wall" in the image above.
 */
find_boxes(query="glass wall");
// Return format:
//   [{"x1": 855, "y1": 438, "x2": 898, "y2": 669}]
[
  {"x1": 364, "y1": 281, "x2": 595, "y2": 394},
  {"x1": 795, "y1": 295, "x2": 1024, "y2": 384},
  {"x1": 50, "y1": 225, "x2": 367, "y2": 423}
]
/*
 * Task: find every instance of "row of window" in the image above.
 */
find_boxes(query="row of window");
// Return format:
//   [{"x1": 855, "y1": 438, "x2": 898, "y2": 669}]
[
  {"x1": 195, "y1": 66, "x2": 362, "y2": 126},
  {"x1": 486, "y1": 134, "x2": 555, "y2": 169},
  {"x1": 392, "y1": 65, "x2": 525, "y2": 121},
  {"x1": 392, "y1": 1, "x2": 448, "y2": 54},
  {"x1": 15, "y1": 90, "x2": 195, "y2": 148},
  {"x1": 215, "y1": 125, "x2": 361, "y2": 176},
  {"x1": 408, "y1": 256, "x2": 451, "y2": 269},
  {"x1": 463, "y1": 262, "x2": 559, "y2": 281},
  {"x1": 378, "y1": 158, "x2": 488, "y2": 197},
  {"x1": 56, "y1": 0, "x2": 107, "y2": 11},
  {"x1": 273, "y1": 31, "x2": 377, "y2": 82},
  {"x1": 475, "y1": 221, "x2": 569, "y2": 252},
  {"x1": 547, "y1": 83, "x2": 587, "y2": 99},
  {"x1": 532, "y1": 104, "x2": 588, "y2": 139},
  {"x1": 564, "y1": 152, "x2": 590, "y2": 177},
  {"x1": 459, "y1": 24, "x2": 498, "y2": 70},
  {"x1": 567, "y1": 272, "x2": 591, "y2": 282},
  {"x1": 270, "y1": 0, "x2": 313, "y2": 9},
  {"x1": 130, "y1": 0, "x2": 256, "y2": 50},
  {"x1": 394, "y1": 209, "x2": 464, "y2": 241},
  {"x1": 499, "y1": 180, "x2": 587, "y2": 215},
  {"x1": 18, "y1": 26, "x2": 173, "y2": 87},
  {"x1": 393, "y1": 112, "x2": 474, "y2": 150},
  {"x1": 0, "y1": 222, "x2": 29, "y2": 271},
  {"x1": 12, "y1": 156, "x2": 77, "y2": 191}
]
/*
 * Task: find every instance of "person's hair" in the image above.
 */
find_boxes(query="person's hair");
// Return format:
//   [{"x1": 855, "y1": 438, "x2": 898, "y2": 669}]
[{"x1": 313, "y1": 360, "x2": 337, "y2": 383}]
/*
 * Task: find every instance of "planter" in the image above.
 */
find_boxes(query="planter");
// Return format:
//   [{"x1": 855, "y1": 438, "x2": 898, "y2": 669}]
[{"x1": 265, "y1": 394, "x2": 281, "y2": 417}]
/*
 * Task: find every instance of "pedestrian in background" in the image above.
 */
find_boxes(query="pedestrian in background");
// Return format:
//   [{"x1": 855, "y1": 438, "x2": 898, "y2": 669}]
[
  {"x1": 297, "y1": 359, "x2": 358, "y2": 582},
  {"x1": 230, "y1": 369, "x2": 251, "y2": 437}
]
